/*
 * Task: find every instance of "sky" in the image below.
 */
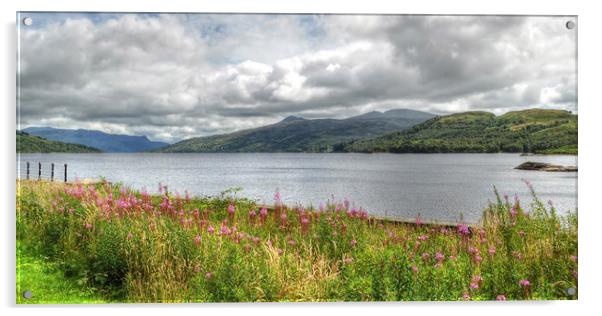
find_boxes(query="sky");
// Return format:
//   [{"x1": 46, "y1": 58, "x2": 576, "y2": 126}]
[{"x1": 17, "y1": 13, "x2": 577, "y2": 143}]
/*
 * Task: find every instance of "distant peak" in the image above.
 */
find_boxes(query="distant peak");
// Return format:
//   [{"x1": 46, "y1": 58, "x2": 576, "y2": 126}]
[{"x1": 280, "y1": 115, "x2": 306, "y2": 123}]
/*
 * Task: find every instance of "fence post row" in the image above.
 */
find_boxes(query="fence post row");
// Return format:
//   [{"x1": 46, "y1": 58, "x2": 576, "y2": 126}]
[{"x1": 23, "y1": 162, "x2": 68, "y2": 182}]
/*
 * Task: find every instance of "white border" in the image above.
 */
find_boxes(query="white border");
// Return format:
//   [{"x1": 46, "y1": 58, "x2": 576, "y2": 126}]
[{"x1": 2, "y1": 1, "x2": 601, "y2": 316}]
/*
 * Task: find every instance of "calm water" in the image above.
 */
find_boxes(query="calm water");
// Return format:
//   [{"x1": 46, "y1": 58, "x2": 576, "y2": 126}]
[{"x1": 17, "y1": 153, "x2": 577, "y2": 224}]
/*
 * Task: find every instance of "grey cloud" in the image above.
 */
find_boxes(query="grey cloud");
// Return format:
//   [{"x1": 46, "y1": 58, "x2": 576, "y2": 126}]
[{"x1": 18, "y1": 14, "x2": 576, "y2": 142}]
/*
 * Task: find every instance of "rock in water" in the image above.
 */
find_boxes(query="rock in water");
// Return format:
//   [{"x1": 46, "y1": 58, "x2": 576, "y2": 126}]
[{"x1": 515, "y1": 161, "x2": 577, "y2": 172}]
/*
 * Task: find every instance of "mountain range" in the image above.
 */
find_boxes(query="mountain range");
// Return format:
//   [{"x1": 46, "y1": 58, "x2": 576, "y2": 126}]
[
  {"x1": 17, "y1": 108, "x2": 577, "y2": 154},
  {"x1": 23, "y1": 127, "x2": 169, "y2": 153},
  {"x1": 158, "y1": 109, "x2": 436, "y2": 152},
  {"x1": 17, "y1": 130, "x2": 101, "y2": 153}
]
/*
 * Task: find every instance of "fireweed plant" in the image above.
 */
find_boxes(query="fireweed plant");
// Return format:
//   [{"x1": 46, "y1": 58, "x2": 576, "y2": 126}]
[{"x1": 16, "y1": 180, "x2": 577, "y2": 302}]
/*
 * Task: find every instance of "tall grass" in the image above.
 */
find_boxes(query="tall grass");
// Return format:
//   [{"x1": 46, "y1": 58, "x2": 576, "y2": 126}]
[{"x1": 16, "y1": 180, "x2": 577, "y2": 302}]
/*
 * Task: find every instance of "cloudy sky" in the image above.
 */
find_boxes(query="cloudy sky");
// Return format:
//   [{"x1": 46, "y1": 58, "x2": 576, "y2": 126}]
[{"x1": 18, "y1": 13, "x2": 577, "y2": 143}]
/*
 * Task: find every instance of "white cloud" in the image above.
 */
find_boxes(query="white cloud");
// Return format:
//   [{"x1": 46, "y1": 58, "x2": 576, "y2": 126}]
[{"x1": 18, "y1": 14, "x2": 577, "y2": 142}]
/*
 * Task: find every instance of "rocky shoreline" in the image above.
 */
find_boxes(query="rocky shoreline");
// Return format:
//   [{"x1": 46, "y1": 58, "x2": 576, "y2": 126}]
[{"x1": 515, "y1": 161, "x2": 577, "y2": 172}]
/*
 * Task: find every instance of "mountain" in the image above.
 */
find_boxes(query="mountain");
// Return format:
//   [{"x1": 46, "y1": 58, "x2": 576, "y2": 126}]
[
  {"x1": 17, "y1": 131, "x2": 101, "y2": 153},
  {"x1": 23, "y1": 127, "x2": 169, "y2": 153},
  {"x1": 158, "y1": 109, "x2": 436, "y2": 153},
  {"x1": 340, "y1": 109, "x2": 577, "y2": 154}
]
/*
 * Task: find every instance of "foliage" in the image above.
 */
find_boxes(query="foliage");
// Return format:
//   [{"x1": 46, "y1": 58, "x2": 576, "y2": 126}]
[
  {"x1": 341, "y1": 109, "x2": 578, "y2": 154},
  {"x1": 16, "y1": 180, "x2": 578, "y2": 302}
]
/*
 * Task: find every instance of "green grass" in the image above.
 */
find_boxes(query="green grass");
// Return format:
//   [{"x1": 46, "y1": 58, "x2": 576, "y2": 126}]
[
  {"x1": 534, "y1": 145, "x2": 578, "y2": 155},
  {"x1": 16, "y1": 180, "x2": 578, "y2": 302},
  {"x1": 17, "y1": 242, "x2": 107, "y2": 304}
]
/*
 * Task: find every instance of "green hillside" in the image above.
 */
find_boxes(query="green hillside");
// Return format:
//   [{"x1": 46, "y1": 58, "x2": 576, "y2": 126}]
[
  {"x1": 17, "y1": 131, "x2": 101, "y2": 153},
  {"x1": 341, "y1": 109, "x2": 577, "y2": 154},
  {"x1": 159, "y1": 109, "x2": 435, "y2": 153}
]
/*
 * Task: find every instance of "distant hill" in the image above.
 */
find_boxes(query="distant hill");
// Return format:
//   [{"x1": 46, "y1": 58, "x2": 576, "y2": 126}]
[
  {"x1": 17, "y1": 131, "x2": 101, "y2": 153},
  {"x1": 23, "y1": 127, "x2": 169, "y2": 153},
  {"x1": 340, "y1": 109, "x2": 577, "y2": 154},
  {"x1": 158, "y1": 109, "x2": 436, "y2": 153}
]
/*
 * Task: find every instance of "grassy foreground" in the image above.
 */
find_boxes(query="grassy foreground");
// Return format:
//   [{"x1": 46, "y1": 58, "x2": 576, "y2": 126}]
[
  {"x1": 16, "y1": 180, "x2": 577, "y2": 303},
  {"x1": 17, "y1": 242, "x2": 107, "y2": 304}
]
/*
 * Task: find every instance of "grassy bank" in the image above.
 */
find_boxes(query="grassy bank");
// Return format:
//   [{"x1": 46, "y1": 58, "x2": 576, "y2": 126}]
[
  {"x1": 17, "y1": 242, "x2": 107, "y2": 304},
  {"x1": 16, "y1": 180, "x2": 578, "y2": 302}
]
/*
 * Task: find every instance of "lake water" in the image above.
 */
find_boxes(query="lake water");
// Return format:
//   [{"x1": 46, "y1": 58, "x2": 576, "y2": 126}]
[{"x1": 17, "y1": 153, "x2": 577, "y2": 224}]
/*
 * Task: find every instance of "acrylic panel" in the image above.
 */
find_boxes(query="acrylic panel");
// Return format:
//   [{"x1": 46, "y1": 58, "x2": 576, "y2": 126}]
[{"x1": 16, "y1": 12, "x2": 578, "y2": 303}]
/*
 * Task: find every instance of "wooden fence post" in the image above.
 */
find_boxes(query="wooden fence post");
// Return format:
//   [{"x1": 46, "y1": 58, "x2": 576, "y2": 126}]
[
  {"x1": 64, "y1": 164, "x2": 68, "y2": 182},
  {"x1": 26, "y1": 162, "x2": 30, "y2": 180},
  {"x1": 51, "y1": 163, "x2": 55, "y2": 181},
  {"x1": 38, "y1": 162, "x2": 41, "y2": 180}
]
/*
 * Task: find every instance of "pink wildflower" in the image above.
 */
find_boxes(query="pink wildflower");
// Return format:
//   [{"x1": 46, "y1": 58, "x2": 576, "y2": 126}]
[
  {"x1": 207, "y1": 225, "x2": 215, "y2": 234},
  {"x1": 350, "y1": 239, "x2": 357, "y2": 247},
  {"x1": 496, "y1": 295, "x2": 507, "y2": 301},
  {"x1": 412, "y1": 265, "x2": 419, "y2": 274},
  {"x1": 84, "y1": 223, "x2": 93, "y2": 230},
  {"x1": 417, "y1": 235, "x2": 429, "y2": 241},
  {"x1": 435, "y1": 252, "x2": 445, "y2": 262},
  {"x1": 510, "y1": 205, "x2": 518, "y2": 218},
  {"x1": 457, "y1": 223, "x2": 470, "y2": 236},
  {"x1": 205, "y1": 272, "x2": 213, "y2": 279},
  {"x1": 470, "y1": 282, "x2": 479, "y2": 289},
  {"x1": 519, "y1": 279, "x2": 530, "y2": 287},
  {"x1": 415, "y1": 216, "x2": 423, "y2": 226},
  {"x1": 488, "y1": 246, "x2": 496, "y2": 256},
  {"x1": 219, "y1": 223, "x2": 231, "y2": 235},
  {"x1": 280, "y1": 212, "x2": 287, "y2": 227},
  {"x1": 468, "y1": 246, "x2": 479, "y2": 255},
  {"x1": 462, "y1": 293, "x2": 471, "y2": 300},
  {"x1": 194, "y1": 235, "x2": 202, "y2": 246}
]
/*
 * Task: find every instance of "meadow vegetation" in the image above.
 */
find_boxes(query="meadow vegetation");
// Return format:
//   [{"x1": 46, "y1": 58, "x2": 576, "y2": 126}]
[{"x1": 16, "y1": 180, "x2": 577, "y2": 302}]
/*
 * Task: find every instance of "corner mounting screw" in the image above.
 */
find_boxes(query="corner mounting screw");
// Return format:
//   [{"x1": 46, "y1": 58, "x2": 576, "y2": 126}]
[
  {"x1": 22, "y1": 290, "x2": 32, "y2": 299},
  {"x1": 22, "y1": 17, "x2": 33, "y2": 26},
  {"x1": 566, "y1": 20, "x2": 576, "y2": 30}
]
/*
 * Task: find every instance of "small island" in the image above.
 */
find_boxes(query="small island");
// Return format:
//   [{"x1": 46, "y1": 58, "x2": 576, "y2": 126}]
[{"x1": 515, "y1": 161, "x2": 577, "y2": 172}]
